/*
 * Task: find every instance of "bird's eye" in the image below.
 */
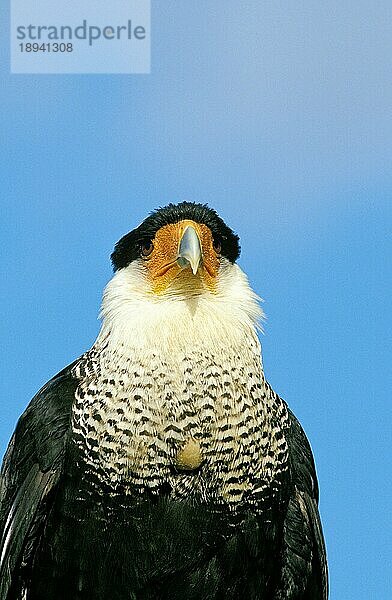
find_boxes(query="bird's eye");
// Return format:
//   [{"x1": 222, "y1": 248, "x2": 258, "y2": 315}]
[
  {"x1": 213, "y1": 238, "x2": 222, "y2": 254},
  {"x1": 141, "y1": 240, "x2": 154, "y2": 257}
]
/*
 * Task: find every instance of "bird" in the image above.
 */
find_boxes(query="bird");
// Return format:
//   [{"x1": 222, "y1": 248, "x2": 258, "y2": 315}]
[{"x1": 0, "y1": 201, "x2": 328, "y2": 600}]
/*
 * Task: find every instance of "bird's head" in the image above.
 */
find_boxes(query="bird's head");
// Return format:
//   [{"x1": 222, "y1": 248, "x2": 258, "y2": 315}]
[
  {"x1": 110, "y1": 202, "x2": 240, "y2": 297},
  {"x1": 99, "y1": 202, "x2": 262, "y2": 349}
]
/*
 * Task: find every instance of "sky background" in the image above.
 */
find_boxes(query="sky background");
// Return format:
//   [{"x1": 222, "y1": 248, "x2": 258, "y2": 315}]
[{"x1": 1, "y1": 2, "x2": 391, "y2": 598}]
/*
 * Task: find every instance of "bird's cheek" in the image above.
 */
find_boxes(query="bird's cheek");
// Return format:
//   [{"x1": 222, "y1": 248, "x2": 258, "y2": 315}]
[
  {"x1": 202, "y1": 252, "x2": 220, "y2": 279},
  {"x1": 149, "y1": 263, "x2": 184, "y2": 294}
]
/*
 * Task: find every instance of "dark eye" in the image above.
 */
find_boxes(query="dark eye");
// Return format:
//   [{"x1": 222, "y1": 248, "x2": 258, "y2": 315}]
[
  {"x1": 141, "y1": 240, "x2": 154, "y2": 257},
  {"x1": 213, "y1": 238, "x2": 222, "y2": 254}
]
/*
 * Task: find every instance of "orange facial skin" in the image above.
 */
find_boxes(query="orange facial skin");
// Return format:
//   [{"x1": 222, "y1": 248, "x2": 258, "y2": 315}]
[{"x1": 142, "y1": 220, "x2": 220, "y2": 294}]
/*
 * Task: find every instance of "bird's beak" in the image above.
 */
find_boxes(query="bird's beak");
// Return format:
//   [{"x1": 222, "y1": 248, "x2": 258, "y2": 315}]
[{"x1": 177, "y1": 225, "x2": 202, "y2": 275}]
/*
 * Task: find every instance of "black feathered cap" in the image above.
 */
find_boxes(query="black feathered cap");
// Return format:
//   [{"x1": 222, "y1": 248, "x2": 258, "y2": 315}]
[{"x1": 111, "y1": 202, "x2": 240, "y2": 271}]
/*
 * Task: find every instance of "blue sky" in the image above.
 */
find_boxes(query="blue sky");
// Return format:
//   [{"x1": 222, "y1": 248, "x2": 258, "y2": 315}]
[{"x1": 1, "y1": 2, "x2": 391, "y2": 598}]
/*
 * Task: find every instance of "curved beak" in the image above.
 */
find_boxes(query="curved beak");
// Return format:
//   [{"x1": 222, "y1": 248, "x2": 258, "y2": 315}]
[{"x1": 177, "y1": 225, "x2": 202, "y2": 275}]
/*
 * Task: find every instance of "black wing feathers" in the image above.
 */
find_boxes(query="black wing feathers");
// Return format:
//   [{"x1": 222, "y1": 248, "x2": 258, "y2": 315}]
[
  {"x1": 0, "y1": 362, "x2": 79, "y2": 600},
  {"x1": 279, "y1": 408, "x2": 328, "y2": 600}
]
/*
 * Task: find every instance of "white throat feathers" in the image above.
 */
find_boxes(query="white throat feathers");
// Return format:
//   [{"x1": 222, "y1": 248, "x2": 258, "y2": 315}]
[{"x1": 96, "y1": 259, "x2": 264, "y2": 358}]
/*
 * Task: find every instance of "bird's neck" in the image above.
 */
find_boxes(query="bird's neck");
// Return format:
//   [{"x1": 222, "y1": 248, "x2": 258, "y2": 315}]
[{"x1": 94, "y1": 262, "x2": 264, "y2": 361}]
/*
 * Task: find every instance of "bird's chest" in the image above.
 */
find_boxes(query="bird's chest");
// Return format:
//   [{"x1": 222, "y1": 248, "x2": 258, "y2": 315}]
[{"x1": 71, "y1": 345, "x2": 290, "y2": 512}]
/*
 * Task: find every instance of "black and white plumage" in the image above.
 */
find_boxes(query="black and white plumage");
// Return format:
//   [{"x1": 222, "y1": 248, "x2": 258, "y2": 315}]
[{"x1": 0, "y1": 202, "x2": 328, "y2": 599}]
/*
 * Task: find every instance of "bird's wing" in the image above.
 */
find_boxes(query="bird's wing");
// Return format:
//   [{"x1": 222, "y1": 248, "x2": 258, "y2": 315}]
[
  {"x1": 0, "y1": 362, "x2": 79, "y2": 600},
  {"x1": 279, "y1": 407, "x2": 328, "y2": 600}
]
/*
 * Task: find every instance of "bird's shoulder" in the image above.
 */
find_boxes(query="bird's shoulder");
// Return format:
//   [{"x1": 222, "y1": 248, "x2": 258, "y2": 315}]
[{"x1": 1, "y1": 359, "x2": 80, "y2": 489}]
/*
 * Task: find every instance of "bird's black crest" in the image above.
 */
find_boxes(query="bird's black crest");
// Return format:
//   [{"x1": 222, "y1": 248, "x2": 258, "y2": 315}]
[{"x1": 111, "y1": 202, "x2": 241, "y2": 271}]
